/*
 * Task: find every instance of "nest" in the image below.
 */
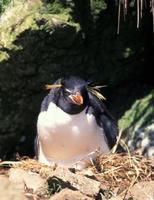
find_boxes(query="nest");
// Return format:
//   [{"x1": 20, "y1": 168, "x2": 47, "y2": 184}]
[
  {"x1": 0, "y1": 153, "x2": 153, "y2": 194},
  {"x1": 0, "y1": 157, "x2": 57, "y2": 178},
  {"x1": 92, "y1": 152, "x2": 154, "y2": 194}
]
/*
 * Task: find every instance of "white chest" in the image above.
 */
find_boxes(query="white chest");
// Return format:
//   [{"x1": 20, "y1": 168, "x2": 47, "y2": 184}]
[{"x1": 37, "y1": 102, "x2": 110, "y2": 166}]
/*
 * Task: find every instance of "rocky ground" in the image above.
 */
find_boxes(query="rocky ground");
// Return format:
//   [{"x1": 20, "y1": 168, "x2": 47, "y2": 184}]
[{"x1": 0, "y1": 153, "x2": 153, "y2": 200}]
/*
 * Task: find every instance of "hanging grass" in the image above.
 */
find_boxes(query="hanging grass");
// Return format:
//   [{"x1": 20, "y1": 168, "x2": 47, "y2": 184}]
[{"x1": 117, "y1": 0, "x2": 154, "y2": 33}]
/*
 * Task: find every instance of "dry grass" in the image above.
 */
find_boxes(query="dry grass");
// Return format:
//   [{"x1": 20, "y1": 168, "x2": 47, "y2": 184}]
[
  {"x1": 89, "y1": 129, "x2": 154, "y2": 195},
  {"x1": 0, "y1": 152, "x2": 153, "y2": 196},
  {"x1": 117, "y1": 0, "x2": 154, "y2": 34},
  {"x1": 0, "y1": 157, "x2": 57, "y2": 178},
  {"x1": 92, "y1": 152, "x2": 154, "y2": 194}
]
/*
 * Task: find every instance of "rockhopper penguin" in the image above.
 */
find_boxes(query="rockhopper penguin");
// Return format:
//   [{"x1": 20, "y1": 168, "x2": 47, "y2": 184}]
[{"x1": 35, "y1": 76, "x2": 118, "y2": 169}]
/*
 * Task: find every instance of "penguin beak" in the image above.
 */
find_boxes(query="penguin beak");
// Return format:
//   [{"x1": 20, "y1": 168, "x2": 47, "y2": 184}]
[{"x1": 69, "y1": 92, "x2": 83, "y2": 105}]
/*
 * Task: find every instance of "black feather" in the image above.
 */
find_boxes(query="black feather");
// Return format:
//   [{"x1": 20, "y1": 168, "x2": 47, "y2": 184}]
[{"x1": 87, "y1": 92, "x2": 118, "y2": 148}]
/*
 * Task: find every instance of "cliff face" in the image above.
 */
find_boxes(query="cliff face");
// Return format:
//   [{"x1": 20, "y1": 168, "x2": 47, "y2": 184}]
[
  {"x1": 0, "y1": 0, "x2": 84, "y2": 159},
  {"x1": 0, "y1": 0, "x2": 153, "y2": 159}
]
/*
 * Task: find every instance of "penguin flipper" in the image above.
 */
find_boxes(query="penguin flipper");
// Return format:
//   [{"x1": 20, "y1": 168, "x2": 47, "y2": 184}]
[
  {"x1": 88, "y1": 92, "x2": 118, "y2": 149},
  {"x1": 34, "y1": 134, "x2": 39, "y2": 159},
  {"x1": 99, "y1": 113, "x2": 118, "y2": 148}
]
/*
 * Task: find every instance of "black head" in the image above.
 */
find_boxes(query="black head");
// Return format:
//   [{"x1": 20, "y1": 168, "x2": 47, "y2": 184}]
[{"x1": 48, "y1": 76, "x2": 89, "y2": 114}]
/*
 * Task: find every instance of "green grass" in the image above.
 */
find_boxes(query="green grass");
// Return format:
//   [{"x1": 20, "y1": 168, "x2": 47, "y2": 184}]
[
  {"x1": 119, "y1": 90, "x2": 154, "y2": 142},
  {"x1": 48, "y1": 177, "x2": 62, "y2": 195},
  {"x1": 100, "y1": 187, "x2": 113, "y2": 199}
]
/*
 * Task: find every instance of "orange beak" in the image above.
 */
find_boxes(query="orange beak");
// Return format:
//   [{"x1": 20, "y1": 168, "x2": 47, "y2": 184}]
[{"x1": 69, "y1": 92, "x2": 83, "y2": 105}]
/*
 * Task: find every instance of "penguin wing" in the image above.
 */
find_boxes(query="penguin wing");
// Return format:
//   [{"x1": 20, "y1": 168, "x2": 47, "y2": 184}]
[
  {"x1": 34, "y1": 134, "x2": 39, "y2": 158},
  {"x1": 88, "y1": 92, "x2": 118, "y2": 149},
  {"x1": 34, "y1": 95, "x2": 49, "y2": 157}
]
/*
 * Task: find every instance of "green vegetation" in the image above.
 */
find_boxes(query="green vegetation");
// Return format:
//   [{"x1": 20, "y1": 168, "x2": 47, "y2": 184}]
[
  {"x1": 0, "y1": 0, "x2": 41, "y2": 61},
  {"x1": 0, "y1": 0, "x2": 11, "y2": 15},
  {"x1": 100, "y1": 187, "x2": 112, "y2": 199},
  {"x1": 48, "y1": 177, "x2": 62, "y2": 195},
  {"x1": 0, "y1": 51, "x2": 9, "y2": 62},
  {"x1": 90, "y1": 0, "x2": 107, "y2": 21},
  {"x1": 43, "y1": 0, "x2": 74, "y2": 21},
  {"x1": 119, "y1": 90, "x2": 154, "y2": 142}
]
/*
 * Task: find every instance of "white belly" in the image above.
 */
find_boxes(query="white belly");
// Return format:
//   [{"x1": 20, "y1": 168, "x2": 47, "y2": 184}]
[{"x1": 37, "y1": 102, "x2": 110, "y2": 167}]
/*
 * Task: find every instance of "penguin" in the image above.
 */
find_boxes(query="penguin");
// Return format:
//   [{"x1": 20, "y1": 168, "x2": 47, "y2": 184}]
[{"x1": 35, "y1": 76, "x2": 118, "y2": 169}]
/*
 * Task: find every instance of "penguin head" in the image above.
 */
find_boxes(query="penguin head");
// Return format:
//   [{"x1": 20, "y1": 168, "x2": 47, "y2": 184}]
[{"x1": 46, "y1": 76, "x2": 89, "y2": 114}]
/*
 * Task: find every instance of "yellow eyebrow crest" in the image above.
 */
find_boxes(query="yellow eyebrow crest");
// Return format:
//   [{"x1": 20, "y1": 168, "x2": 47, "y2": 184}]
[
  {"x1": 45, "y1": 79, "x2": 62, "y2": 90},
  {"x1": 88, "y1": 85, "x2": 107, "y2": 101}
]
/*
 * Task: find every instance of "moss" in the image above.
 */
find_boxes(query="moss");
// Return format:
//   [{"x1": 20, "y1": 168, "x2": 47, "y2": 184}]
[
  {"x1": 0, "y1": 51, "x2": 9, "y2": 62},
  {"x1": 0, "y1": 0, "x2": 41, "y2": 49},
  {"x1": 119, "y1": 90, "x2": 154, "y2": 142},
  {"x1": 44, "y1": 0, "x2": 73, "y2": 20},
  {"x1": 0, "y1": 0, "x2": 79, "y2": 51},
  {"x1": 90, "y1": 0, "x2": 107, "y2": 21},
  {"x1": 0, "y1": 0, "x2": 11, "y2": 16},
  {"x1": 123, "y1": 47, "x2": 134, "y2": 58}
]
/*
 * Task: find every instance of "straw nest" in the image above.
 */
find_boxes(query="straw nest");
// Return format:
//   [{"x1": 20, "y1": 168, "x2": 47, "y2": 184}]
[
  {"x1": 0, "y1": 152, "x2": 153, "y2": 195},
  {"x1": 92, "y1": 152, "x2": 154, "y2": 193}
]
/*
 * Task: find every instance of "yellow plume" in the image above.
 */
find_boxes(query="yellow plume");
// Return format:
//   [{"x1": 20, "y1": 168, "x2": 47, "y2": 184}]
[
  {"x1": 45, "y1": 79, "x2": 62, "y2": 89},
  {"x1": 88, "y1": 85, "x2": 107, "y2": 101}
]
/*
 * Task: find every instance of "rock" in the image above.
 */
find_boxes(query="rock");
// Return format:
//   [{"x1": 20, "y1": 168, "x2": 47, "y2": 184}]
[
  {"x1": 49, "y1": 20, "x2": 77, "y2": 48},
  {"x1": 110, "y1": 181, "x2": 154, "y2": 200},
  {"x1": 127, "y1": 181, "x2": 154, "y2": 200},
  {"x1": 9, "y1": 168, "x2": 48, "y2": 194},
  {"x1": 50, "y1": 188, "x2": 93, "y2": 200},
  {"x1": 0, "y1": 175, "x2": 27, "y2": 200},
  {"x1": 128, "y1": 120, "x2": 154, "y2": 159},
  {"x1": 48, "y1": 167, "x2": 100, "y2": 197},
  {"x1": 110, "y1": 196, "x2": 123, "y2": 200},
  {"x1": 9, "y1": 168, "x2": 25, "y2": 190}
]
